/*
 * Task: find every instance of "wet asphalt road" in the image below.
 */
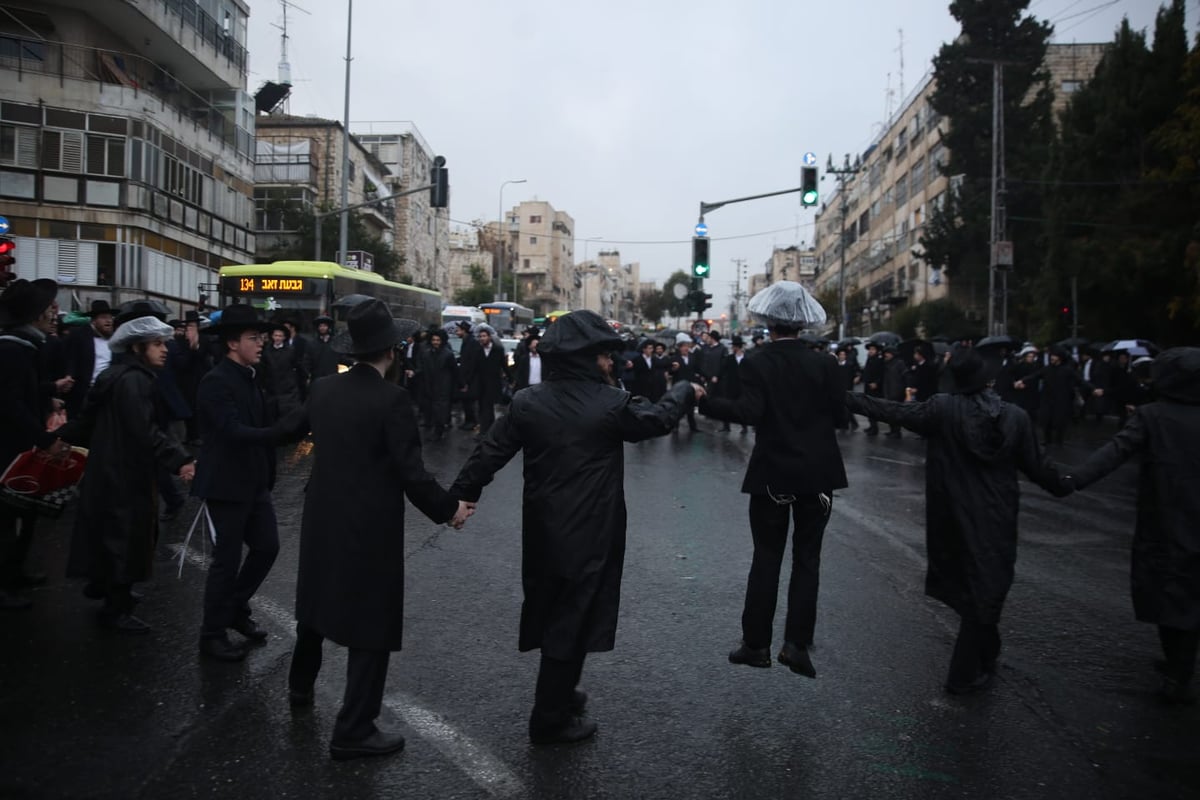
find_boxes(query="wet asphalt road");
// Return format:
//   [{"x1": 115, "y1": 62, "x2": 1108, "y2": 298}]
[{"x1": 2, "y1": 411, "x2": 1197, "y2": 800}]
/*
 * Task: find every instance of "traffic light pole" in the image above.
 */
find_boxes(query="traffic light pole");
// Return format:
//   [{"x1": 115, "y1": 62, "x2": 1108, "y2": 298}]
[
  {"x1": 826, "y1": 155, "x2": 861, "y2": 341},
  {"x1": 313, "y1": 182, "x2": 434, "y2": 262},
  {"x1": 697, "y1": 185, "x2": 806, "y2": 224}
]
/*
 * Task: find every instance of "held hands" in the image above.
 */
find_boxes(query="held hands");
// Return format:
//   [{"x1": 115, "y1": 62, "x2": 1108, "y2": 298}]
[
  {"x1": 178, "y1": 462, "x2": 196, "y2": 483},
  {"x1": 449, "y1": 500, "x2": 476, "y2": 530},
  {"x1": 54, "y1": 376, "x2": 75, "y2": 394}
]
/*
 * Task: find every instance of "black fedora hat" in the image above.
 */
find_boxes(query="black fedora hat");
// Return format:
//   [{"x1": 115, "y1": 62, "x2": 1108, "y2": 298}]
[
  {"x1": 85, "y1": 299, "x2": 114, "y2": 317},
  {"x1": 0, "y1": 278, "x2": 58, "y2": 327},
  {"x1": 114, "y1": 298, "x2": 170, "y2": 327},
  {"x1": 948, "y1": 345, "x2": 997, "y2": 394},
  {"x1": 207, "y1": 303, "x2": 272, "y2": 337},
  {"x1": 331, "y1": 299, "x2": 419, "y2": 356},
  {"x1": 184, "y1": 309, "x2": 202, "y2": 323}
]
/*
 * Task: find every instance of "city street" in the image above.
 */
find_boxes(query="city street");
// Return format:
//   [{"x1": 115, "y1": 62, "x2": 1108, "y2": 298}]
[{"x1": 2, "y1": 416, "x2": 1197, "y2": 800}]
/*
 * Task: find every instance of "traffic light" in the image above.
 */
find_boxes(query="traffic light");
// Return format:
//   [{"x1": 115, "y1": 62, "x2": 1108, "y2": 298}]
[
  {"x1": 1060, "y1": 304, "x2": 1071, "y2": 317},
  {"x1": 0, "y1": 236, "x2": 14, "y2": 286},
  {"x1": 801, "y1": 166, "x2": 819, "y2": 206},
  {"x1": 691, "y1": 236, "x2": 710, "y2": 278},
  {"x1": 430, "y1": 155, "x2": 449, "y2": 209},
  {"x1": 688, "y1": 289, "x2": 712, "y2": 313}
]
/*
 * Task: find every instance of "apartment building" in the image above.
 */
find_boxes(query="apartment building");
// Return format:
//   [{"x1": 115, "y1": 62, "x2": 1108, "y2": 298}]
[
  {"x1": 576, "y1": 249, "x2": 641, "y2": 323},
  {"x1": 354, "y1": 123, "x2": 448, "y2": 292},
  {"x1": 504, "y1": 199, "x2": 575, "y2": 315},
  {"x1": 253, "y1": 115, "x2": 393, "y2": 265},
  {"x1": 0, "y1": 0, "x2": 256, "y2": 313},
  {"x1": 810, "y1": 43, "x2": 1107, "y2": 334},
  {"x1": 447, "y1": 224, "x2": 489, "y2": 299}
]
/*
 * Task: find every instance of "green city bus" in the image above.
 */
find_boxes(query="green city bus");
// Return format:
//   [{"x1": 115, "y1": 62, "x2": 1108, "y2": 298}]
[{"x1": 218, "y1": 261, "x2": 442, "y2": 330}]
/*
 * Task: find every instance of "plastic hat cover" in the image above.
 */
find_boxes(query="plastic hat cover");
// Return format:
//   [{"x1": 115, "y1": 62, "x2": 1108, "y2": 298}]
[
  {"x1": 747, "y1": 280, "x2": 827, "y2": 327},
  {"x1": 108, "y1": 316, "x2": 175, "y2": 353}
]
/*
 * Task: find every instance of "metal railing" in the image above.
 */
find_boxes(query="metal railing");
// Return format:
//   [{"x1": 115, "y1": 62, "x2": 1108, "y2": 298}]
[
  {"x1": 149, "y1": 0, "x2": 247, "y2": 72},
  {"x1": 0, "y1": 34, "x2": 252, "y2": 160}
]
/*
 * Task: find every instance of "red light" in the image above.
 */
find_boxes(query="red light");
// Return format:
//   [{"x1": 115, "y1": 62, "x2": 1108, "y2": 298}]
[
  {"x1": 0, "y1": 240, "x2": 13, "y2": 255},
  {"x1": 1060, "y1": 306, "x2": 1069, "y2": 314}
]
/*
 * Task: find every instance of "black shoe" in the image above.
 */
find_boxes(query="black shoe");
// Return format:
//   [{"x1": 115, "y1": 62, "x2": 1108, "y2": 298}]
[
  {"x1": 199, "y1": 635, "x2": 247, "y2": 662},
  {"x1": 329, "y1": 729, "x2": 406, "y2": 761},
  {"x1": 231, "y1": 616, "x2": 269, "y2": 642},
  {"x1": 97, "y1": 610, "x2": 151, "y2": 634},
  {"x1": 289, "y1": 687, "x2": 315, "y2": 708},
  {"x1": 0, "y1": 590, "x2": 32, "y2": 611},
  {"x1": 529, "y1": 714, "x2": 598, "y2": 745},
  {"x1": 945, "y1": 671, "x2": 994, "y2": 696},
  {"x1": 728, "y1": 641, "x2": 772, "y2": 668},
  {"x1": 777, "y1": 641, "x2": 816, "y2": 678},
  {"x1": 570, "y1": 688, "x2": 588, "y2": 716}
]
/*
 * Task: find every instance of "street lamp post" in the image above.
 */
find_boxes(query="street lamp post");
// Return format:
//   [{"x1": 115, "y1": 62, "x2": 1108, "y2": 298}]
[
  {"x1": 496, "y1": 179, "x2": 527, "y2": 301},
  {"x1": 826, "y1": 153, "x2": 861, "y2": 341}
]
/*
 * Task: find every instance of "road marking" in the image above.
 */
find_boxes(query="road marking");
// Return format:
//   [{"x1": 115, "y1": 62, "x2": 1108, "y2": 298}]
[
  {"x1": 171, "y1": 544, "x2": 523, "y2": 797},
  {"x1": 867, "y1": 455, "x2": 923, "y2": 467}
]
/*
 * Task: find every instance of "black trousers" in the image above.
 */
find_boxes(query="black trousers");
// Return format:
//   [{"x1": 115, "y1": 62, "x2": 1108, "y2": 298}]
[
  {"x1": 947, "y1": 617, "x2": 1001, "y2": 687},
  {"x1": 200, "y1": 491, "x2": 279, "y2": 637},
  {"x1": 0, "y1": 507, "x2": 37, "y2": 590},
  {"x1": 290, "y1": 623, "x2": 391, "y2": 742},
  {"x1": 741, "y1": 493, "x2": 831, "y2": 649},
  {"x1": 531, "y1": 652, "x2": 586, "y2": 729},
  {"x1": 1158, "y1": 626, "x2": 1199, "y2": 685}
]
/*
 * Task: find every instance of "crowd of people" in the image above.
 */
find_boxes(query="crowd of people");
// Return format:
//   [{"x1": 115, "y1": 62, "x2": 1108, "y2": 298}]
[{"x1": 1, "y1": 275, "x2": 1196, "y2": 763}]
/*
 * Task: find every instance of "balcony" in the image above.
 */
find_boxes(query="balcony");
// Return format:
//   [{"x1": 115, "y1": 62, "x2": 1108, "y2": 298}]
[
  {"x1": 1, "y1": 34, "x2": 253, "y2": 160},
  {"x1": 108, "y1": 0, "x2": 248, "y2": 90}
]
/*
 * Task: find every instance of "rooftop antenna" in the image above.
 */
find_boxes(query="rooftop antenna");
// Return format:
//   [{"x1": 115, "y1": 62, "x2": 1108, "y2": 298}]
[
  {"x1": 272, "y1": 0, "x2": 309, "y2": 87},
  {"x1": 897, "y1": 28, "x2": 906, "y2": 104}
]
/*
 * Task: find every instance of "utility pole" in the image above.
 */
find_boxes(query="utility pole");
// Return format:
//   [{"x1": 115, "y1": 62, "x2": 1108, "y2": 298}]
[
  {"x1": 731, "y1": 257, "x2": 746, "y2": 329},
  {"x1": 826, "y1": 153, "x2": 861, "y2": 341},
  {"x1": 337, "y1": 0, "x2": 353, "y2": 265}
]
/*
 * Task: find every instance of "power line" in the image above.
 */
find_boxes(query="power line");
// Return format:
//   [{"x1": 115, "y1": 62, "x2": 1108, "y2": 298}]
[{"x1": 444, "y1": 216, "x2": 814, "y2": 247}]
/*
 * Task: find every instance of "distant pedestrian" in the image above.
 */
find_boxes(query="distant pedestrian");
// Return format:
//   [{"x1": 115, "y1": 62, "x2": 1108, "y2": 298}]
[
  {"x1": 629, "y1": 338, "x2": 667, "y2": 402},
  {"x1": 701, "y1": 282, "x2": 847, "y2": 679},
  {"x1": 63, "y1": 316, "x2": 194, "y2": 633},
  {"x1": 1062, "y1": 348, "x2": 1200, "y2": 704},
  {"x1": 847, "y1": 345, "x2": 1071, "y2": 694},
  {"x1": 667, "y1": 332, "x2": 701, "y2": 432},
  {"x1": 1015, "y1": 346, "x2": 1099, "y2": 447},
  {"x1": 861, "y1": 342, "x2": 885, "y2": 436},
  {"x1": 305, "y1": 315, "x2": 339, "y2": 380},
  {"x1": 63, "y1": 299, "x2": 114, "y2": 417},
  {"x1": 451, "y1": 310, "x2": 700, "y2": 745},
  {"x1": 417, "y1": 329, "x2": 458, "y2": 440},
  {"x1": 475, "y1": 324, "x2": 508, "y2": 435},
  {"x1": 283, "y1": 301, "x2": 473, "y2": 760},
  {"x1": 513, "y1": 331, "x2": 543, "y2": 391},
  {"x1": 835, "y1": 346, "x2": 861, "y2": 431},
  {"x1": 882, "y1": 346, "x2": 907, "y2": 438},
  {"x1": 260, "y1": 322, "x2": 305, "y2": 418}
]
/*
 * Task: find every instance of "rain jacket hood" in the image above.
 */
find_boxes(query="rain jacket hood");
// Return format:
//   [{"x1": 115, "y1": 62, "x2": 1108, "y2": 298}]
[
  {"x1": 956, "y1": 390, "x2": 1019, "y2": 464},
  {"x1": 545, "y1": 352, "x2": 607, "y2": 383},
  {"x1": 538, "y1": 310, "x2": 621, "y2": 356},
  {"x1": 1152, "y1": 347, "x2": 1200, "y2": 405}
]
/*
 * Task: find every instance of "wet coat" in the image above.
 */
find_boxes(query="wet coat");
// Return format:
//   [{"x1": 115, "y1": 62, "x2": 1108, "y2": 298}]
[
  {"x1": 305, "y1": 334, "x2": 340, "y2": 380},
  {"x1": 0, "y1": 327, "x2": 57, "y2": 469},
  {"x1": 288, "y1": 364, "x2": 457, "y2": 651},
  {"x1": 62, "y1": 357, "x2": 192, "y2": 584},
  {"x1": 883, "y1": 356, "x2": 908, "y2": 402},
  {"x1": 260, "y1": 343, "x2": 304, "y2": 417},
  {"x1": 1070, "y1": 348, "x2": 1200, "y2": 631},
  {"x1": 861, "y1": 353, "x2": 885, "y2": 398},
  {"x1": 1023, "y1": 361, "x2": 1091, "y2": 430},
  {"x1": 846, "y1": 389, "x2": 1067, "y2": 623},
  {"x1": 629, "y1": 353, "x2": 667, "y2": 401},
  {"x1": 451, "y1": 354, "x2": 694, "y2": 660},
  {"x1": 417, "y1": 343, "x2": 458, "y2": 426}
]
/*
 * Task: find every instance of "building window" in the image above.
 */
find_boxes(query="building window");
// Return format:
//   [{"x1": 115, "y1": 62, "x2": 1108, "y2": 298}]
[
  {"x1": 85, "y1": 135, "x2": 125, "y2": 177},
  {"x1": 530, "y1": 215, "x2": 542, "y2": 223},
  {"x1": 529, "y1": 236, "x2": 538, "y2": 244},
  {"x1": 1061, "y1": 80, "x2": 1082, "y2": 94},
  {"x1": 523, "y1": 258, "x2": 530, "y2": 269}
]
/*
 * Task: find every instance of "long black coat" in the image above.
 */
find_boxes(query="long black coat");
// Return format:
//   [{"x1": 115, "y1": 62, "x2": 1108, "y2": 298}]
[
  {"x1": 1024, "y1": 362, "x2": 1090, "y2": 429},
  {"x1": 862, "y1": 353, "x2": 885, "y2": 398},
  {"x1": 417, "y1": 344, "x2": 458, "y2": 426},
  {"x1": 628, "y1": 354, "x2": 667, "y2": 401},
  {"x1": 0, "y1": 329, "x2": 57, "y2": 469},
  {"x1": 846, "y1": 390, "x2": 1067, "y2": 623},
  {"x1": 477, "y1": 343, "x2": 508, "y2": 408},
  {"x1": 63, "y1": 324, "x2": 105, "y2": 416},
  {"x1": 451, "y1": 356, "x2": 694, "y2": 660},
  {"x1": 305, "y1": 334, "x2": 340, "y2": 381},
  {"x1": 289, "y1": 364, "x2": 457, "y2": 651},
  {"x1": 702, "y1": 339, "x2": 848, "y2": 495},
  {"x1": 1070, "y1": 353, "x2": 1200, "y2": 630},
  {"x1": 191, "y1": 358, "x2": 279, "y2": 502},
  {"x1": 62, "y1": 358, "x2": 192, "y2": 584},
  {"x1": 260, "y1": 343, "x2": 304, "y2": 417},
  {"x1": 714, "y1": 352, "x2": 745, "y2": 400},
  {"x1": 883, "y1": 356, "x2": 908, "y2": 401}
]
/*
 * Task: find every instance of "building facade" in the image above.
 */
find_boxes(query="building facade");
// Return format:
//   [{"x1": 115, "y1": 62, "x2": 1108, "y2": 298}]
[
  {"x1": 447, "y1": 224, "x2": 489, "y2": 299},
  {"x1": 503, "y1": 199, "x2": 575, "y2": 315},
  {"x1": 0, "y1": 0, "x2": 256, "y2": 314},
  {"x1": 253, "y1": 115, "x2": 393, "y2": 267},
  {"x1": 575, "y1": 250, "x2": 641, "y2": 323},
  {"x1": 354, "y1": 123, "x2": 448, "y2": 292},
  {"x1": 810, "y1": 43, "x2": 1107, "y2": 335}
]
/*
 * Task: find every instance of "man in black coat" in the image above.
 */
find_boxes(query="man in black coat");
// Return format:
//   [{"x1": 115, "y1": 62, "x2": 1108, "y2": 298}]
[
  {"x1": 305, "y1": 315, "x2": 340, "y2": 381},
  {"x1": 452, "y1": 310, "x2": 700, "y2": 746},
  {"x1": 284, "y1": 301, "x2": 472, "y2": 760},
  {"x1": 846, "y1": 346, "x2": 1070, "y2": 694},
  {"x1": 628, "y1": 338, "x2": 667, "y2": 402},
  {"x1": 882, "y1": 347, "x2": 908, "y2": 438},
  {"x1": 455, "y1": 321, "x2": 483, "y2": 430},
  {"x1": 907, "y1": 345, "x2": 939, "y2": 402},
  {"x1": 667, "y1": 333, "x2": 701, "y2": 432},
  {"x1": 1015, "y1": 346, "x2": 1098, "y2": 447},
  {"x1": 63, "y1": 299, "x2": 115, "y2": 417},
  {"x1": 474, "y1": 325, "x2": 509, "y2": 435},
  {"x1": 192, "y1": 305, "x2": 289, "y2": 662},
  {"x1": 700, "y1": 281, "x2": 847, "y2": 680},
  {"x1": 861, "y1": 342, "x2": 885, "y2": 435},
  {"x1": 418, "y1": 329, "x2": 458, "y2": 440},
  {"x1": 260, "y1": 323, "x2": 305, "y2": 418},
  {"x1": 0, "y1": 279, "x2": 66, "y2": 609},
  {"x1": 513, "y1": 332, "x2": 543, "y2": 391},
  {"x1": 835, "y1": 346, "x2": 861, "y2": 431}
]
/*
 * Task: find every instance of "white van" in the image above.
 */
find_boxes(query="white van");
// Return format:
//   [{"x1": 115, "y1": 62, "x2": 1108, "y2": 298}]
[{"x1": 441, "y1": 305, "x2": 486, "y2": 329}]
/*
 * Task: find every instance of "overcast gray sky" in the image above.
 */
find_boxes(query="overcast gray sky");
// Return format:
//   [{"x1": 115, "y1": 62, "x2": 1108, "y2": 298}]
[{"x1": 247, "y1": 0, "x2": 1182, "y2": 314}]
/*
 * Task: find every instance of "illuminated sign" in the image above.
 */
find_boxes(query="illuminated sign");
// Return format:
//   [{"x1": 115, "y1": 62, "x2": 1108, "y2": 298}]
[
  {"x1": 236, "y1": 277, "x2": 307, "y2": 292},
  {"x1": 483, "y1": 308, "x2": 502, "y2": 314}
]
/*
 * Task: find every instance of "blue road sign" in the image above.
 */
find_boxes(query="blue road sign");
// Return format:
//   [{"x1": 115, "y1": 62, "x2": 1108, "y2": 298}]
[
  {"x1": 0, "y1": 216, "x2": 9, "y2": 235},
  {"x1": 802, "y1": 152, "x2": 817, "y2": 167},
  {"x1": 694, "y1": 222, "x2": 708, "y2": 237}
]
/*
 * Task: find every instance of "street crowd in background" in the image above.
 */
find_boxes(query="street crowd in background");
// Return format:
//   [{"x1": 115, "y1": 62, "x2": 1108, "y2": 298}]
[{"x1": 1, "y1": 275, "x2": 1197, "y2": 762}]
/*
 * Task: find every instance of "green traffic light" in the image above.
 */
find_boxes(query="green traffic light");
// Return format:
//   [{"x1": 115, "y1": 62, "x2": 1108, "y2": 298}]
[
  {"x1": 802, "y1": 189, "x2": 818, "y2": 206},
  {"x1": 694, "y1": 264, "x2": 709, "y2": 277}
]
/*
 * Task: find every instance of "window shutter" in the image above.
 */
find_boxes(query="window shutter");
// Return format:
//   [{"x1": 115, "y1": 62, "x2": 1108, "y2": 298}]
[{"x1": 61, "y1": 131, "x2": 83, "y2": 173}]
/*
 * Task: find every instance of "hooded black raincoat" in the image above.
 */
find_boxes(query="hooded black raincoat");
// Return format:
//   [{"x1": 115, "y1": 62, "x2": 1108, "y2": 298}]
[
  {"x1": 63, "y1": 356, "x2": 192, "y2": 584},
  {"x1": 846, "y1": 389, "x2": 1067, "y2": 622},
  {"x1": 452, "y1": 323, "x2": 694, "y2": 660},
  {"x1": 1069, "y1": 348, "x2": 1200, "y2": 631}
]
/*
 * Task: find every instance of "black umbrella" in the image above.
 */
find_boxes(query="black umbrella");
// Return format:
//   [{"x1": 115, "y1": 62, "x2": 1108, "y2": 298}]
[
  {"x1": 898, "y1": 337, "x2": 932, "y2": 363},
  {"x1": 798, "y1": 333, "x2": 823, "y2": 345},
  {"x1": 114, "y1": 298, "x2": 171, "y2": 326},
  {"x1": 976, "y1": 334, "x2": 1021, "y2": 352},
  {"x1": 838, "y1": 337, "x2": 862, "y2": 347},
  {"x1": 929, "y1": 334, "x2": 952, "y2": 343},
  {"x1": 1058, "y1": 336, "x2": 1090, "y2": 349},
  {"x1": 332, "y1": 293, "x2": 374, "y2": 309},
  {"x1": 867, "y1": 331, "x2": 901, "y2": 347}
]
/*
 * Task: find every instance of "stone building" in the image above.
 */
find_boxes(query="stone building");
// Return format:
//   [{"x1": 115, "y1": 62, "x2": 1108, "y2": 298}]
[
  {"x1": 575, "y1": 250, "x2": 641, "y2": 323},
  {"x1": 0, "y1": 0, "x2": 256, "y2": 315},
  {"x1": 502, "y1": 199, "x2": 575, "y2": 315},
  {"x1": 447, "y1": 225, "x2": 490, "y2": 300}
]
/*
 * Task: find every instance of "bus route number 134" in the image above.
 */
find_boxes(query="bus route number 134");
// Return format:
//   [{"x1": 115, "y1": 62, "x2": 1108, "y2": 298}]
[{"x1": 240, "y1": 277, "x2": 305, "y2": 292}]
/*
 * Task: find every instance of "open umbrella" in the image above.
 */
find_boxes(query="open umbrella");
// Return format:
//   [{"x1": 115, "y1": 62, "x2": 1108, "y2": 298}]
[
  {"x1": 898, "y1": 338, "x2": 932, "y2": 363},
  {"x1": 798, "y1": 333, "x2": 823, "y2": 345},
  {"x1": 976, "y1": 334, "x2": 1021, "y2": 352},
  {"x1": 1102, "y1": 339, "x2": 1160, "y2": 357},
  {"x1": 1058, "y1": 336, "x2": 1090, "y2": 349},
  {"x1": 838, "y1": 337, "x2": 861, "y2": 347},
  {"x1": 867, "y1": 331, "x2": 901, "y2": 347},
  {"x1": 332, "y1": 293, "x2": 374, "y2": 309}
]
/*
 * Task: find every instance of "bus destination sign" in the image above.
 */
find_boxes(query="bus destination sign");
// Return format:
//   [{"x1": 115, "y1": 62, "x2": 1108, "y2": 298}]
[{"x1": 238, "y1": 277, "x2": 306, "y2": 292}]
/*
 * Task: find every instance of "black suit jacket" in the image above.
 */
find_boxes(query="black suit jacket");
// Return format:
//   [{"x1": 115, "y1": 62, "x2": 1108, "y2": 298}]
[
  {"x1": 630, "y1": 354, "x2": 667, "y2": 401},
  {"x1": 191, "y1": 357, "x2": 280, "y2": 501},
  {"x1": 702, "y1": 339, "x2": 848, "y2": 495},
  {"x1": 63, "y1": 324, "x2": 102, "y2": 415}
]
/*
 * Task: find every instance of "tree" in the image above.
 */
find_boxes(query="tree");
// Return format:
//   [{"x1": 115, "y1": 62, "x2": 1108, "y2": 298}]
[
  {"x1": 662, "y1": 270, "x2": 693, "y2": 320},
  {"x1": 639, "y1": 289, "x2": 669, "y2": 327},
  {"x1": 453, "y1": 264, "x2": 493, "y2": 306},
  {"x1": 920, "y1": 0, "x2": 1055, "y2": 323},
  {"x1": 1038, "y1": 1, "x2": 1198, "y2": 344},
  {"x1": 256, "y1": 200, "x2": 409, "y2": 284},
  {"x1": 890, "y1": 298, "x2": 972, "y2": 340}
]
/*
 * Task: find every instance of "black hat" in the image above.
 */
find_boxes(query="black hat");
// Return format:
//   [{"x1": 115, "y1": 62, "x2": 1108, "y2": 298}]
[
  {"x1": 85, "y1": 299, "x2": 114, "y2": 317},
  {"x1": 948, "y1": 345, "x2": 997, "y2": 394},
  {"x1": 314, "y1": 314, "x2": 334, "y2": 327},
  {"x1": 114, "y1": 299, "x2": 170, "y2": 327},
  {"x1": 455, "y1": 319, "x2": 473, "y2": 331},
  {"x1": 539, "y1": 310, "x2": 622, "y2": 356},
  {"x1": 207, "y1": 304, "x2": 272, "y2": 337},
  {"x1": 184, "y1": 310, "x2": 202, "y2": 323},
  {"x1": 168, "y1": 318, "x2": 183, "y2": 328},
  {"x1": 0, "y1": 278, "x2": 58, "y2": 327},
  {"x1": 731, "y1": 335, "x2": 745, "y2": 347},
  {"x1": 709, "y1": 330, "x2": 722, "y2": 342},
  {"x1": 331, "y1": 299, "x2": 419, "y2": 356}
]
